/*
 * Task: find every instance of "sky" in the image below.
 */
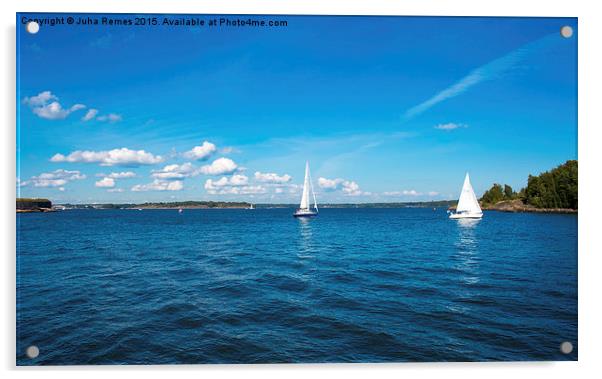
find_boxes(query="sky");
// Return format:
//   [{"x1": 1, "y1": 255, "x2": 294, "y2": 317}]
[{"x1": 16, "y1": 14, "x2": 577, "y2": 204}]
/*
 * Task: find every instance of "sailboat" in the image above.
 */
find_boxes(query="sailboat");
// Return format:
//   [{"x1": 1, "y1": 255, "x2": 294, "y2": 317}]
[
  {"x1": 293, "y1": 161, "x2": 319, "y2": 218},
  {"x1": 449, "y1": 173, "x2": 483, "y2": 219}
]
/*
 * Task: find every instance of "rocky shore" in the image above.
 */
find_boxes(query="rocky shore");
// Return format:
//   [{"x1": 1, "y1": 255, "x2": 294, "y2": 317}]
[
  {"x1": 482, "y1": 199, "x2": 577, "y2": 214},
  {"x1": 16, "y1": 198, "x2": 54, "y2": 213}
]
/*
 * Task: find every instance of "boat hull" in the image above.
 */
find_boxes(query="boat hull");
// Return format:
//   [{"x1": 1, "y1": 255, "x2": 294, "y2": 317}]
[
  {"x1": 293, "y1": 211, "x2": 318, "y2": 218},
  {"x1": 449, "y1": 212, "x2": 483, "y2": 219}
]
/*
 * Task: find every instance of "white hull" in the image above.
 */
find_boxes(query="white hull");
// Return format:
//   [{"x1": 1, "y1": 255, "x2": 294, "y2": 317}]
[
  {"x1": 449, "y1": 212, "x2": 483, "y2": 219},
  {"x1": 293, "y1": 209, "x2": 318, "y2": 218}
]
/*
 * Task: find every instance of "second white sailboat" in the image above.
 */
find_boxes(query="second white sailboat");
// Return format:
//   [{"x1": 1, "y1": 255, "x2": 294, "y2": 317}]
[{"x1": 449, "y1": 173, "x2": 483, "y2": 219}]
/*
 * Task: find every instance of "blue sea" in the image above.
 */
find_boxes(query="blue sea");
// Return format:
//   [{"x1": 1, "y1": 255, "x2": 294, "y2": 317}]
[{"x1": 16, "y1": 208, "x2": 577, "y2": 365}]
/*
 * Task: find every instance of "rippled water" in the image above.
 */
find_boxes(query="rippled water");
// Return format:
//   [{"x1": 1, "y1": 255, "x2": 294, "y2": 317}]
[{"x1": 17, "y1": 208, "x2": 577, "y2": 365}]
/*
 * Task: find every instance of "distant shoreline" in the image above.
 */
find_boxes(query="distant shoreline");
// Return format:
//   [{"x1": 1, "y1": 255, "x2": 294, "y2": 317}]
[{"x1": 17, "y1": 199, "x2": 577, "y2": 214}]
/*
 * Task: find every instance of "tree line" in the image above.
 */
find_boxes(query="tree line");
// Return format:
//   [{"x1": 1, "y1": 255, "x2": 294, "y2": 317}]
[{"x1": 480, "y1": 160, "x2": 577, "y2": 209}]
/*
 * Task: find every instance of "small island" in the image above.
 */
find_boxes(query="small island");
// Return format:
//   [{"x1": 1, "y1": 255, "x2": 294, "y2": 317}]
[
  {"x1": 16, "y1": 198, "x2": 53, "y2": 213},
  {"x1": 479, "y1": 160, "x2": 577, "y2": 214}
]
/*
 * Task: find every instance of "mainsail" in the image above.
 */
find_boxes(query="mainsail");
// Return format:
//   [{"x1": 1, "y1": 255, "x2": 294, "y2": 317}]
[
  {"x1": 300, "y1": 161, "x2": 311, "y2": 210},
  {"x1": 298, "y1": 161, "x2": 318, "y2": 212},
  {"x1": 455, "y1": 173, "x2": 482, "y2": 214}
]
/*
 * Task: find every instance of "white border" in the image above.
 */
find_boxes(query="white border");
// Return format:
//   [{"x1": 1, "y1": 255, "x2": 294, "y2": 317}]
[{"x1": 2, "y1": 1, "x2": 600, "y2": 378}]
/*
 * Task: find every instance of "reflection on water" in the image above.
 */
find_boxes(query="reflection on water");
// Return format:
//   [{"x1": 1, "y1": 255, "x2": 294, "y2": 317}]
[
  {"x1": 297, "y1": 217, "x2": 314, "y2": 258},
  {"x1": 453, "y1": 218, "x2": 481, "y2": 285}
]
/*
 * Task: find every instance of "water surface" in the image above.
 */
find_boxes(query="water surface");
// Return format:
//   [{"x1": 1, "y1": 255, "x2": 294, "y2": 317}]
[{"x1": 17, "y1": 208, "x2": 577, "y2": 364}]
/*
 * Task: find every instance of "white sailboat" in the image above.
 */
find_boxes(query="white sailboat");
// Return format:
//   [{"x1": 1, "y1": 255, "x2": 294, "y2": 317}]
[
  {"x1": 449, "y1": 173, "x2": 483, "y2": 219},
  {"x1": 293, "y1": 161, "x2": 319, "y2": 218}
]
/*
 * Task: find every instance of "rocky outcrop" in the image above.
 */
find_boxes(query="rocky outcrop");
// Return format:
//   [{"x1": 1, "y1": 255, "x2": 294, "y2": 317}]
[
  {"x1": 16, "y1": 198, "x2": 52, "y2": 212},
  {"x1": 483, "y1": 199, "x2": 577, "y2": 214}
]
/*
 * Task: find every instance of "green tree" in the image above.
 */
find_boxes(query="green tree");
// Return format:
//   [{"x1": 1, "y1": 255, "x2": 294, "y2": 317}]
[
  {"x1": 480, "y1": 183, "x2": 505, "y2": 205},
  {"x1": 523, "y1": 160, "x2": 577, "y2": 209},
  {"x1": 504, "y1": 184, "x2": 515, "y2": 199}
]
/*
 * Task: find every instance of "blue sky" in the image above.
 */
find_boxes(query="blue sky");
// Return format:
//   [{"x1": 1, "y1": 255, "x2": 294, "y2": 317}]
[{"x1": 17, "y1": 14, "x2": 577, "y2": 204}]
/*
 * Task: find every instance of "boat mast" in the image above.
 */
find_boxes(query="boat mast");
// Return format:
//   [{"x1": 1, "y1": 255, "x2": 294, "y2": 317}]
[{"x1": 308, "y1": 163, "x2": 318, "y2": 212}]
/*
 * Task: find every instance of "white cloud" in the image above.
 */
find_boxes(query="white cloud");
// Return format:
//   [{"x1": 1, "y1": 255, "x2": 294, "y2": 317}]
[
  {"x1": 205, "y1": 175, "x2": 249, "y2": 188},
  {"x1": 254, "y1": 171, "x2": 292, "y2": 184},
  {"x1": 131, "y1": 179, "x2": 184, "y2": 192},
  {"x1": 434, "y1": 123, "x2": 468, "y2": 131},
  {"x1": 184, "y1": 141, "x2": 217, "y2": 160},
  {"x1": 428, "y1": 191, "x2": 440, "y2": 196},
  {"x1": 82, "y1": 108, "x2": 99, "y2": 121},
  {"x1": 341, "y1": 180, "x2": 362, "y2": 196},
  {"x1": 318, "y1": 177, "x2": 363, "y2": 196},
  {"x1": 318, "y1": 177, "x2": 342, "y2": 191},
  {"x1": 107, "y1": 171, "x2": 136, "y2": 179},
  {"x1": 21, "y1": 169, "x2": 86, "y2": 188},
  {"x1": 151, "y1": 163, "x2": 197, "y2": 180},
  {"x1": 23, "y1": 91, "x2": 56, "y2": 107},
  {"x1": 96, "y1": 113, "x2": 122, "y2": 123},
  {"x1": 204, "y1": 175, "x2": 265, "y2": 195},
  {"x1": 107, "y1": 188, "x2": 125, "y2": 193},
  {"x1": 95, "y1": 177, "x2": 115, "y2": 188},
  {"x1": 23, "y1": 91, "x2": 87, "y2": 120},
  {"x1": 23, "y1": 91, "x2": 86, "y2": 120},
  {"x1": 23, "y1": 91, "x2": 122, "y2": 122},
  {"x1": 50, "y1": 148, "x2": 163, "y2": 166},
  {"x1": 199, "y1": 157, "x2": 238, "y2": 175}
]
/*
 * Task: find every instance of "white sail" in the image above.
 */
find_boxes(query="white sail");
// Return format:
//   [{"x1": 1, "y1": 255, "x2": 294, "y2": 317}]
[
  {"x1": 455, "y1": 173, "x2": 482, "y2": 214},
  {"x1": 299, "y1": 161, "x2": 311, "y2": 210}
]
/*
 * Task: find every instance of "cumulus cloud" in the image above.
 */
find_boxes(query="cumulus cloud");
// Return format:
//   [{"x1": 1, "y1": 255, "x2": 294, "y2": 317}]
[
  {"x1": 341, "y1": 181, "x2": 362, "y2": 196},
  {"x1": 204, "y1": 175, "x2": 265, "y2": 195},
  {"x1": 94, "y1": 171, "x2": 135, "y2": 190},
  {"x1": 434, "y1": 123, "x2": 468, "y2": 131},
  {"x1": 96, "y1": 113, "x2": 122, "y2": 123},
  {"x1": 254, "y1": 171, "x2": 292, "y2": 184},
  {"x1": 105, "y1": 171, "x2": 136, "y2": 179},
  {"x1": 23, "y1": 91, "x2": 86, "y2": 120},
  {"x1": 151, "y1": 163, "x2": 198, "y2": 180},
  {"x1": 82, "y1": 108, "x2": 99, "y2": 121},
  {"x1": 23, "y1": 91, "x2": 56, "y2": 107},
  {"x1": 199, "y1": 157, "x2": 238, "y2": 175},
  {"x1": 95, "y1": 177, "x2": 115, "y2": 188},
  {"x1": 20, "y1": 169, "x2": 86, "y2": 188},
  {"x1": 23, "y1": 91, "x2": 122, "y2": 122},
  {"x1": 50, "y1": 148, "x2": 163, "y2": 166},
  {"x1": 131, "y1": 179, "x2": 184, "y2": 192},
  {"x1": 318, "y1": 177, "x2": 363, "y2": 196},
  {"x1": 184, "y1": 141, "x2": 217, "y2": 160},
  {"x1": 318, "y1": 177, "x2": 342, "y2": 191}
]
